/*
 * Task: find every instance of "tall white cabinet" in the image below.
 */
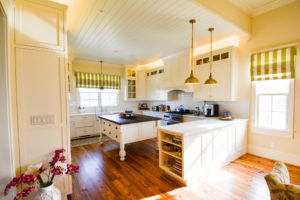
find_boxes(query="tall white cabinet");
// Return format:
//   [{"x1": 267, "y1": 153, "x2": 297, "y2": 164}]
[
  {"x1": 14, "y1": 0, "x2": 71, "y2": 196},
  {"x1": 193, "y1": 46, "x2": 239, "y2": 101}
]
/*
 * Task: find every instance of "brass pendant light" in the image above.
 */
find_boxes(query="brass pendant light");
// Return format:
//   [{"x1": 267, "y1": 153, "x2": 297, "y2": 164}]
[
  {"x1": 184, "y1": 19, "x2": 200, "y2": 84},
  {"x1": 99, "y1": 60, "x2": 104, "y2": 90},
  {"x1": 204, "y1": 28, "x2": 218, "y2": 85}
]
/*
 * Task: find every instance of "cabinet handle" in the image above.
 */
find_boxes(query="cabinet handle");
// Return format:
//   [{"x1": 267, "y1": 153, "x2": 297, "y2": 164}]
[
  {"x1": 104, "y1": 122, "x2": 105, "y2": 124},
  {"x1": 109, "y1": 124, "x2": 111, "y2": 127},
  {"x1": 109, "y1": 132, "x2": 111, "y2": 135}
]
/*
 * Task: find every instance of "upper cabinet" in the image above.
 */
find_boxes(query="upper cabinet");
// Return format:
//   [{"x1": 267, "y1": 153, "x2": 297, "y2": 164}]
[
  {"x1": 124, "y1": 67, "x2": 137, "y2": 100},
  {"x1": 145, "y1": 68, "x2": 167, "y2": 101},
  {"x1": 124, "y1": 66, "x2": 167, "y2": 101},
  {"x1": 162, "y1": 51, "x2": 190, "y2": 90},
  {"x1": 15, "y1": 0, "x2": 65, "y2": 50},
  {"x1": 193, "y1": 46, "x2": 238, "y2": 101}
]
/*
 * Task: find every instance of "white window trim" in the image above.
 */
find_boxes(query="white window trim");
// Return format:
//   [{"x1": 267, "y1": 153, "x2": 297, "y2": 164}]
[
  {"x1": 251, "y1": 80, "x2": 294, "y2": 138},
  {"x1": 100, "y1": 90, "x2": 120, "y2": 107},
  {"x1": 77, "y1": 88, "x2": 119, "y2": 108}
]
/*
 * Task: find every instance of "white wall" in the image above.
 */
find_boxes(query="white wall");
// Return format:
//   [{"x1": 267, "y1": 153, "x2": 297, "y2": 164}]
[
  {"x1": 0, "y1": 2, "x2": 14, "y2": 199},
  {"x1": 237, "y1": 1, "x2": 300, "y2": 165}
]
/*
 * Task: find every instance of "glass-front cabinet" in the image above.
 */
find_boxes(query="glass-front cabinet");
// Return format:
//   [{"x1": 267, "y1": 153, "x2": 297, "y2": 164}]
[{"x1": 125, "y1": 66, "x2": 137, "y2": 100}]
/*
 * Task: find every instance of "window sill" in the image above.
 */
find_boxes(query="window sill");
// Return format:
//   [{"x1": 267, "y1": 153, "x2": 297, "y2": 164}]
[{"x1": 251, "y1": 127, "x2": 293, "y2": 138}]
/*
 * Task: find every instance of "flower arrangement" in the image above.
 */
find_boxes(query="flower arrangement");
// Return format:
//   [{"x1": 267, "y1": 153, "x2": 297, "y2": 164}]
[{"x1": 4, "y1": 149, "x2": 79, "y2": 200}]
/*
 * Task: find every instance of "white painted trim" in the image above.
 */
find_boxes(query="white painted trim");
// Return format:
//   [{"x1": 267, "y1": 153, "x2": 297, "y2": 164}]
[
  {"x1": 0, "y1": 1, "x2": 15, "y2": 199},
  {"x1": 248, "y1": 145, "x2": 300, "y2": 166}
]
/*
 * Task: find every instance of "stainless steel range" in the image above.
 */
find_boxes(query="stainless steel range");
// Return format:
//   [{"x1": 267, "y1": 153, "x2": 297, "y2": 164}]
[
  {"x1": 162, "y1": 110, "x2": 192, "y2": 125},
  {"x1": 162, "y1": 112, "x2": 183, "y2": 126}
]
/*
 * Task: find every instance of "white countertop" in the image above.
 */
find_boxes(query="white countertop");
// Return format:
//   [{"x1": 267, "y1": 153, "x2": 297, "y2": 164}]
[{"x1": 158, "y1": 118, "x2": 248, "y2": 136}]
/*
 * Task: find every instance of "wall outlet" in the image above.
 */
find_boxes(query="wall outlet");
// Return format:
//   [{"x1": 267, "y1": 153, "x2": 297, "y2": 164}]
[
  {"x1": 270, "y1": 142, "x2": 275, "y2": 148},
  {"x1": 31, "y1": 115, "x2": 55, "y2": 125}
]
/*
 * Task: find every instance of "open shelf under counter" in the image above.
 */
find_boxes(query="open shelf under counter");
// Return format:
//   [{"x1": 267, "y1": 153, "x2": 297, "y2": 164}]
[
  {"x1": 161, "y1": 138, "x2": 182, "y2": 147},
  {"x1": 158, "y1": 119, "x2": 248, "y2": 185},
  {"x1": 161, "y1": 150, "x2": 182, "y2": 160}
]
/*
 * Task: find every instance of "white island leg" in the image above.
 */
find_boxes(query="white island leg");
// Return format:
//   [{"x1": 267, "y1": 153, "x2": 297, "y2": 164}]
[
  {"x1": 99, "y1": 119, "x2": 104, "y2": 145},
  {"x1": 119, "y1": 136, "x2": 126, "y2": 161}
]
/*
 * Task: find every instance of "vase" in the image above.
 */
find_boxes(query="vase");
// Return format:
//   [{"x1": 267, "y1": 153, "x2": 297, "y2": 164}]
[{"x1": 32, "y1": 184, "x2": 61, "y2": 200}]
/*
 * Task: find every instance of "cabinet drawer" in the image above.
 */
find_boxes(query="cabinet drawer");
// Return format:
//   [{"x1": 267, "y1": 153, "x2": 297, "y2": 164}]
[{"x1": 76, "y1": 126, "x2": 95, "y2": 137}]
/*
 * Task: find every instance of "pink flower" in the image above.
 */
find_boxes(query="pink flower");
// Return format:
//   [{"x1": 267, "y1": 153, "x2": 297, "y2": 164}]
[{"x1": 66, "y1": 164, "x2": 80, "y2": 175}]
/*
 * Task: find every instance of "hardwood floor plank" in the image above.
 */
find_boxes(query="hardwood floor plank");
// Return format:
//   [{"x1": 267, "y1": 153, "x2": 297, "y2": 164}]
[{"x1": 70, "y1": 139, "x2": 300, "y2": 200}]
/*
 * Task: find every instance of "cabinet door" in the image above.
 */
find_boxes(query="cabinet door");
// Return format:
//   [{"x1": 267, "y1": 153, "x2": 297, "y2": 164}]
[
  {"x1": 194, "y1": 64, "x2": 211, "y2": 100},
  {"x1": 235, "y1": 122, "x2": 247, "y2": 154},
  {"x1": 137, "y1": 71, "x2": 146, "y2": 100},
  {"x1": 210, "y1": 61, "x2": 232, "y2": 100},
  {"x1": 15, "y1": 48, "x2": 68, "y2": 169},
  {"x1": 212, "y1": 128, "x2": 228, "y2": 168},
  {"x1": 15, "y1": 0, "x2": 65, "y2": 50},
  {"x1": 140, "y1": 122, "x2": 156, "y2": 139}
]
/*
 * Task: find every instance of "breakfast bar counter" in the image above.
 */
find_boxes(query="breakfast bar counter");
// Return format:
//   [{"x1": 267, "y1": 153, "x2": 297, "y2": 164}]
[{"x1": 98, "y1": 114, "x2": 161, "y2": 161}]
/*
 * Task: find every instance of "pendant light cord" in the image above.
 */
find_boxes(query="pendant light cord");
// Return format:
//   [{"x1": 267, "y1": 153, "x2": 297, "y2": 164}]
[
  {"x1": 191, "y1": 21, "x2": 194, "y2": 73},
  {"x1": 100, "y1": 60, "x2": 103, "y2": 74},
  {"x1": 210, "y1": 29, "x2": 212, "y2": 75}
]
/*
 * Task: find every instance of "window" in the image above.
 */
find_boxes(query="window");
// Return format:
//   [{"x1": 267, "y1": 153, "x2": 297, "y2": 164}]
[
  {"x1": 100, "y1": 90, "x2": 118, "y2": 107},
  {"x1": 79, "y1": 88, "x2": 99, "y2": 107},
  {"x1": 78, "y1": 88, "x2": 118, "y2": 107},
  {"x1": 252, "y1": 79, "x2": 294, "y2": 137}
]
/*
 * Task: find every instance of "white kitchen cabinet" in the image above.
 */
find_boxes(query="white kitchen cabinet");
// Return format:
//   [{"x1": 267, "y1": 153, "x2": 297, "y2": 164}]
[
  {"x1": 158, "y1": 119, "x2": 247, "y2": 184},
  {"x1": 193, "y1": 46, "x2": 238, "y2": 101},
  {"x1": 162, "y1": 51, "x2": 190, "y2": 90},
  {"x1": 70, "y1": 114, "x2": 99, "y2": 139},
  {"x1": 144, "y1": 68, "x2": 167, "y2": 101},
  {"x1": 14, "y1": 0, "x2": 70, "y2": 196},
  {"x1": 15, "y1": 0, "x2": 65, "y2": 50}
]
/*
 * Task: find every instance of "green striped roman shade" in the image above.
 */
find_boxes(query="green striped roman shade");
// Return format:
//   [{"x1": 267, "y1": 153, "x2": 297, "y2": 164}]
[
  {"x1": 251, "y1": 46, "x2": 297, "y2": 81},
  {"x1": 75, "y1": 72, "x2": 121, "y2": 89}
]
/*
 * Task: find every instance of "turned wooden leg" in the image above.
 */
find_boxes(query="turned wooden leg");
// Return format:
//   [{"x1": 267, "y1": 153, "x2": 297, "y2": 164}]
[
  {"x1": 100, "y1": 132, "x2": 104, "y2": 145},
  {"x1": 119, "y1": 138, "x2": 126, "y2": 161}
]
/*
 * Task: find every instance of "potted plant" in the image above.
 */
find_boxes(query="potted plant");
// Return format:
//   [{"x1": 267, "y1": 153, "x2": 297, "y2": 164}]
[{"x1": 3, "y1": 149, "x2": 79, "y2": 200}]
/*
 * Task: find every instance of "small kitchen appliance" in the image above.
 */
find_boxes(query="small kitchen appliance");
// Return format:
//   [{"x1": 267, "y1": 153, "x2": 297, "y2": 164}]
[
  {"x1": 138, "y1": 103, "x2": 149, "y2": 110},
  {"x1": 152, "y1": 105, "x2": 159, "y2": 111},
  {"x1": 204, "y1": 104, "x2": 219, "y2": 117}
]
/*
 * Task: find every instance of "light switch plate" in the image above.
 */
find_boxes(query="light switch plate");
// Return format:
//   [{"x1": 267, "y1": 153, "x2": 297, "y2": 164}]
[{"x1": 31, "y1": 115, "x2": 55, "y2": 125}]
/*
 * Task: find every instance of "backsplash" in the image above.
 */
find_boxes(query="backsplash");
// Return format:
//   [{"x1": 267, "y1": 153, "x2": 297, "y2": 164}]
[{"x1": 70, "y1": 91, "x2": 249, "y2": 119}]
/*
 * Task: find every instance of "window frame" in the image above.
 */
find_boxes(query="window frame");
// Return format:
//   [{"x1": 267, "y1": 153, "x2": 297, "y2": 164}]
[
  {"x1": 78, "y1": 88, "x2": 99, "y2": 108},
  {"x1": 77, "y1": 88, "x2": 119, "y2": 108},
  {"x1": 251, "y1": 79, "x2": 294, "y2": 138},
  {"x1": 99, "y1": 90, "x2": 119, "y2": 107}
]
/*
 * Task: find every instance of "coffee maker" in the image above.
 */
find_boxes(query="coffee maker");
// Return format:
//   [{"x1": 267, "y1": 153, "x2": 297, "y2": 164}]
[{"x1": 204, "y1": 104, "x2": 219, "y2": 117}]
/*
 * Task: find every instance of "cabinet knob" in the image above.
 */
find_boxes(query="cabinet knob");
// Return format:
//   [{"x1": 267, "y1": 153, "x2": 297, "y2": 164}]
[
  {"x1": 103, "y1": 129, "x2": 105, "y2": 131},
  {"x1": 115, "y1": 127, "x2": 118, "y2": 130},
  {"x1": 109, "y1": 132, "x2": 111, "y2": 134},
  {"x1": 115, "y1": 135, "x2": 118, "y2": 138},
  {"x1": 109, "y1": 124, "x2": 111, "y2": 127}
]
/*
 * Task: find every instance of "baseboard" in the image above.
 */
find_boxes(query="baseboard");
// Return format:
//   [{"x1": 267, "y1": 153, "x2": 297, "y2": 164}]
[{"x1": 248, "y1": 145, "x2": 300, "y2": 166}]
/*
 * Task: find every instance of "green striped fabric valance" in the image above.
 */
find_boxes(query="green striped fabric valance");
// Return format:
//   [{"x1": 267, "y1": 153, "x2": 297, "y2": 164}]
[
  {"x1": 251, "y1": 46, "x2": 297, "y2": 81},
  {"x1": 75, "y1": 72, "x2": 121, "y2": 89}
]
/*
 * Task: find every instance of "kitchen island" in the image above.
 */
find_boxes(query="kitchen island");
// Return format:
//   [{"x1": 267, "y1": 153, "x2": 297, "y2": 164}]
[
  {"x1": 158, "y1": 118, "x2": 248, "y2": 185},
  {"x1": 98, "y1": 114, "x2": 161, "y2": 161}
]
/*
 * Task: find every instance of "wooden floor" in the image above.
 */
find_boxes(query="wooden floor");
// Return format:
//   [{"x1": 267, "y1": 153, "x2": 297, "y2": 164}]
[{"x1": 70, "y1": 139, "x2": 300, "y2": 200}]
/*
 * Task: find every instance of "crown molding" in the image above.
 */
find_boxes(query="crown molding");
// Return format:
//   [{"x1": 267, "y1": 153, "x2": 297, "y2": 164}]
[
  {"x1": 229, "y1": 0, "x2": 298, "y2": 17},
  {"x1": 252, "y1": 0, "x2": 297, "y2": 16}
]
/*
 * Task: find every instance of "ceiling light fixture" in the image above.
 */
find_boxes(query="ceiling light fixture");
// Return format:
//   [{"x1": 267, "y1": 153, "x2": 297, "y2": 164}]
[
  {"x1": 99, "y1": 60, "x2": 104, "y2": 90},
  {"x1": 204, "y1": 28, "x2": 218, "y2": 85},
  {"x1": 184, "y1": 19, "x2": 200, "y2": 84}
]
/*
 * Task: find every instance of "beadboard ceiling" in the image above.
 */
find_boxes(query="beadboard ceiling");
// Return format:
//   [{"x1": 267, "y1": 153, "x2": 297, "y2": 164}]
[
  {"x1": 228, "y1": 0, "x2": 297, "y2": 16},
  {"x1": 67, "y1": 0, "x2": 246, "y2": 64}
]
